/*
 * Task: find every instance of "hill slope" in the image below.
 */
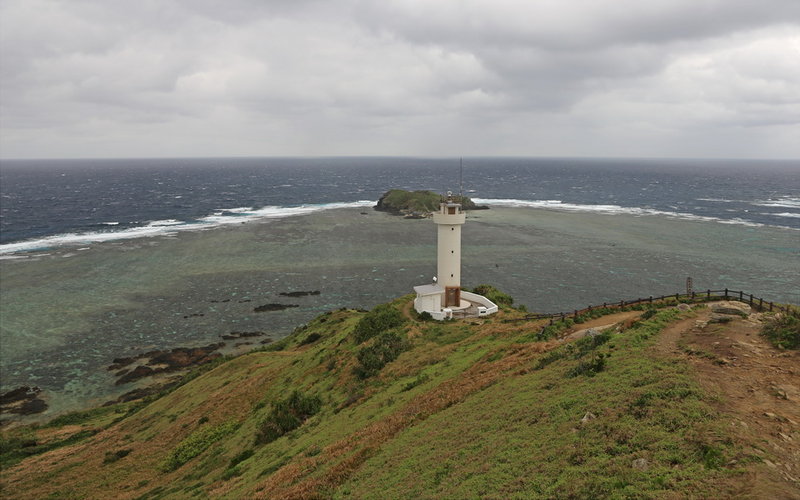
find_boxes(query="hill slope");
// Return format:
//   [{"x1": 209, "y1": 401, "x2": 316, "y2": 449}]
[{"x1": 1, "y1": 294, "x2": 798, "y2": 499}]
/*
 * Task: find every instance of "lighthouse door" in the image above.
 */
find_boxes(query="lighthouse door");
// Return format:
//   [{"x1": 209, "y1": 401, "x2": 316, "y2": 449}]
[{"x1": 445, "y1": 287, "x2": 460, "y2": 307}]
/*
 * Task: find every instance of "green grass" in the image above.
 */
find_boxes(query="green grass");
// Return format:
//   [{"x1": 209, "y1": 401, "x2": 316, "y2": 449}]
[{"x1": 336, "y1": 309, "x2": 741, "y2": 499}]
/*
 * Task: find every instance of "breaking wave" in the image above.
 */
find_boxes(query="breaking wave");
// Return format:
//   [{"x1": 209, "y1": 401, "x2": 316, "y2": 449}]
[
  {"x1": 0, "y1": 201, "x2": 374, "y2": 255},
  {"x1": 471, "y1": 198, "x2": 797, "y2": 229}
]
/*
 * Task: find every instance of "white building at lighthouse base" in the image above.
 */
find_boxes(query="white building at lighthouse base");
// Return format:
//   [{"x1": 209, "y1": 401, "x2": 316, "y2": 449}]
[{"x1": 413, "y1": 284, "x2": 499, "y2": 320}]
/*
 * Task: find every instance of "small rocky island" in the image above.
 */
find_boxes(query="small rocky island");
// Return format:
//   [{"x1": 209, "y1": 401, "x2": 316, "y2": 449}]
[{"x1": 374, "y1": 189, "x2": 488, "y2": 218}]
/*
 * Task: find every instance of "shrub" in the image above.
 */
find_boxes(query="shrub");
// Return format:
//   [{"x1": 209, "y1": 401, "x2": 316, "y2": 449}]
[
  {"x1": 761, "y1": 312, "x2": 800, "y2": 349},
  {"x1": 299, "y1": 333, "x2": 322, "y2": 346},
  {"x1": 354, "y1": 331, "x2": 407, "y2": 379},
  {"x1": 641, "y1": 308, "x2": 658, "y2": 320},
  {"x1": 401, "y1": 373, "x2": 430, "y2": 392},
  {"x1": 160, "y1": 421, "x2": 239, "y2": 472},
  {"x1": 573, "y1": 330, "x2": 612, "y2": 358},
  {"x1": 353, "y1": 304, "x2": 405, "y2": 344},
  {"x1": 229, "y1": 449, "x2": 254, "y2": 468},
  {"x1": 255, "y1": 391, "x2": 322, "y2": 445},
  {"x1": 567, "y1": 353, "x2": 607, "y2": 377},
  {"x1": 417, "y1": 311, "x2": 433, "y2": 321},
  {"x1": 221, "y1": 466, "x2": 243, "y2": 480},
  {"x1": 103, "y1": 448, "x2": 132, "y2": 464},
  {"x1": 472, "y1": 285, "x2": 514, "y2": 306}
]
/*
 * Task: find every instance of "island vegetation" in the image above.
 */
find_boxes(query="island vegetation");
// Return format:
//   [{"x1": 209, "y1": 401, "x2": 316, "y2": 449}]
[{"x1": 374, "y1": 189, "x2": 488, "y2": 217}]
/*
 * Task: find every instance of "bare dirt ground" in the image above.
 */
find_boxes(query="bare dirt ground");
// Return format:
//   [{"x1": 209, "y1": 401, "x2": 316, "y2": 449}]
[{"x1": 656, "y1": 305, "x2": 799, "y2": 499}]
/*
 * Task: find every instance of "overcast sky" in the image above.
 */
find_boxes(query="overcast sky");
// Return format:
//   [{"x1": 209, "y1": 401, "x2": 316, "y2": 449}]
[{"x1": 1, "y1": 0, "x2": 799, "y2": 159}]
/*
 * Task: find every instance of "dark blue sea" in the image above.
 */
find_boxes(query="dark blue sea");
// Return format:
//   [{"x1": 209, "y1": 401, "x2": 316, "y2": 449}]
[{"x1": 2, "y1": 157, "x2": 798, "y2": 251}]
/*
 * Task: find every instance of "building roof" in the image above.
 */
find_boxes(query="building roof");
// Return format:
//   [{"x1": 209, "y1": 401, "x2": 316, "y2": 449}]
[{"x1": 413, "y1": 284, "x2": 444, "y2": 296}]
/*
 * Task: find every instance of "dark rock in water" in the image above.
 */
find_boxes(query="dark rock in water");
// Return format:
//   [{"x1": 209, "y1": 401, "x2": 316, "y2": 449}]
[
  {"x1": 279, "y1": 291, "x2": 320, "y2": 298},
  {"x1": 235, "y1": 342, "x2": 253, "y2": 347},
  {"x1": 1, "y1": 386, "x2": 36, "y2": 405},
  {"x1": 104, "y1": 377, "x2": 182, "y2": 405},
  {"x1": 1, "y1": 386, "x2": 48, "y2": 415},
  {"x1": 222, "y1": 331, "x2": 266, "y2": 340},
  {"x1": 260, "y1": 338, "x2": 273, "y2": 344},
  {"x1": 183, "y1": 313, "x2": 205, "y2": 319},
  {"x1": 238, "y1": 299, "x2": 252, "y2": 303},
  {"x1": 234, "y1": 331, "x2": 265, "y2": 337},
  {"x1": 18, "y1": 399, "x2": 48, "y2": 415},
  {"x1": 116, "y1": 365, "x2": 154, "y2": 385},
  {"x1": 254, "y1": 303, "x2": 299, "y2": 312},
  {"x1": 112, "y1": 343, "x2": 225, "y2": 385},
  {"x1": 148, "y1": 344, "x2": 224, "y2": 368},
  {"x1": 108, "y1": 357, "x2": 135, "y2": 371}
]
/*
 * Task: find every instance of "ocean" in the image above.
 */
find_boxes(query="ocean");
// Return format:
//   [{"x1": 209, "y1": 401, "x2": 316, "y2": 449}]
[{"x1": 1, "y1": 157, "x2": 798, "y2": 419}]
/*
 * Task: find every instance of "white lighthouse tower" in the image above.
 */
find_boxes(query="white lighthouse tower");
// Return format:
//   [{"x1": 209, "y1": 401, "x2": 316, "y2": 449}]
[
  {"x1": 434, "y1": 192, "x2": 465, "y2": 307},
  {"x1": 413, "y1": 192, "x2": 498, "y2": 320}
]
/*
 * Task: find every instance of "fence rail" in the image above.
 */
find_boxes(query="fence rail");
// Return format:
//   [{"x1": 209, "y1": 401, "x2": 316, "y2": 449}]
[{"x1": 504, "y1": 288, "x2": 796, "y2": 324}]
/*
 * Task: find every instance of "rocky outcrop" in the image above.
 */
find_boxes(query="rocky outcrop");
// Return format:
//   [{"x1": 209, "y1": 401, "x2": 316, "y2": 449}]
[
  {"x1": 254, "y1": 303, "x2": 299, "y2": 312},
  {"x1": 104, "y1": 377, "x2": 182, "y2": 405},
  {"x1": 709, "y1": 301, "x2": 752, "y2": 322},
  {"x1": 279, "y1": 291, "x2": 320, "y2": 297},
  {"x1": 0, "y1": 386, "x2": 48, "y2": 415},
  {"x1": 109, "y1": 343, "x2": 225, "y2": 385},
  {"x1": 221, "y1": 331, "x2": 266, "y2": 340},
  {"x1": 711, "y1": 301, "x2": 751, "y2": 317}
]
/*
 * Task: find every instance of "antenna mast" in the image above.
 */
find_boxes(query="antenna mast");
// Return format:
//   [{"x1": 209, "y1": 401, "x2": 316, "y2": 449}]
[{"x1": 459, "y1": 157, "x2": 463, "y2": 200}]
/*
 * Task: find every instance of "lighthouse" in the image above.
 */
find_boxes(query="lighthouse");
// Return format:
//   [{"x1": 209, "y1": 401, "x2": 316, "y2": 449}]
[
  {"x1": 413, "y1": 192, "x2": 498, "y2": 320},
  {"x1": 434, "y1": 192, "x2": 465, "y2": 307}
]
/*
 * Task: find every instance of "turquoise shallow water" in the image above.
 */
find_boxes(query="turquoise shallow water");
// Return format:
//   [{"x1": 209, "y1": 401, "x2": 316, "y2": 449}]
[{"x1": 1, "y1": 206, "x2": 798, "y2": 420}]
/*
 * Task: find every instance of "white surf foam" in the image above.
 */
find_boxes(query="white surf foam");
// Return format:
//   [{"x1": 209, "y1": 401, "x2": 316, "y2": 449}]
[
  {"x1": 0, "y1": 201, "x2": 375, "y2": 255},
  {"x1": 771, "y1": 212, "x2": 800, "y2": 219},
  {"x1": 471, "y1": 198, "x2": 786, "y2": 229},
  {"x1": 752, "y1": 197, "x2": 800, "y2": 209}
]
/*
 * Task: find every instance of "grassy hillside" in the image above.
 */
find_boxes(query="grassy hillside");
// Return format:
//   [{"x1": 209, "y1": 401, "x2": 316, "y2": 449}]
[{"x1": 1, "y1": 292, "x2": 796, "y2": 499}]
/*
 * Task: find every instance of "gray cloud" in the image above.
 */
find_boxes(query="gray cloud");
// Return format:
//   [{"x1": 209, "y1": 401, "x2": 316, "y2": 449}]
[{"x1": 1, "y1": 0, "x2": 798, "y2": 158}]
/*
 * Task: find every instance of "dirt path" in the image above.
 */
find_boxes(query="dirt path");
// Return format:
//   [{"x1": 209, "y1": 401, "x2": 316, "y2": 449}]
[
  {"x1": 560, "y1": 311, "x2": 642, "y2": 341},
  {"x1": 654, "y1": 306, "x2": 799, "y2": 498}
]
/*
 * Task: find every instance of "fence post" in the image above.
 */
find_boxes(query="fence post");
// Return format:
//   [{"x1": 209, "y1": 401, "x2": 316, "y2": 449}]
[
  {"x1": 724, "y1": 288, "x2": 728, "y2": 299},
  {"x1": 691, "y1": 291, "x2": 696, "y2": 300},
  {"x1": 649, "y1": 296, "x2": 653, "y2": 304},
  {"x1": 675, "y1": 293, "x2": 680, "y2": 301},
  {"x1": 749, "y1": 294, "x2": 753, "y2": 307},
  {"x1": 769, "y1": 302, "x2": 773, "y2": 312},
  {"x1": 620, "y1": 300, "x2": 624, "y2": 308},
  {"x1": 759, "y1": 298, "x2": 763, "y2": 310},
  {"x1": 739, "y1": 290, "x2": 743, "y2": 300},
  {"x1": 574, "y1": 310, "x2": 578, "y2": 319},
  {"x1": 706, "y1": 289, "x2": 711, "y2": 299}
]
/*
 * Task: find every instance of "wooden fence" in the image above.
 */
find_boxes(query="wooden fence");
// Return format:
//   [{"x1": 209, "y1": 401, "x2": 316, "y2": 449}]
[{"x1": 505, "y1": 288, "x2": 796, "y2": 324}]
